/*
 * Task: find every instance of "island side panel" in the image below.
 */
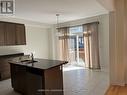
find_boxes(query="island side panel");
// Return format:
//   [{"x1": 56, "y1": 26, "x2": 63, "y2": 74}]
[{"x1": 44, "y1": 65, "x2": 64, "y2": 95}]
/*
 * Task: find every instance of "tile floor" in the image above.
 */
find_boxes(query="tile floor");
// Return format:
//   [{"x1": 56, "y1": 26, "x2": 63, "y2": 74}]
[
  {"x1": 63, "y1": 65, "x2": 109, "y2": 95},
  {"x1": 0, "y1": 65, "x2": 109, "y2": 95}
]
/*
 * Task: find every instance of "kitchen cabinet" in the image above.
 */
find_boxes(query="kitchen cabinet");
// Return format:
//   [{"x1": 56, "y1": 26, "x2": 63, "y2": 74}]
[
  {"x1": 5, "y1": 23, "x2": 16, "y2": 45},
  {"x1": 0, "y1": 21, "x2": 26, "y2": 46},
  {"x1": 0, "y1": 53, "x2": 24, "y2": 81},
  {"x1": 0, "y1": 22, "x2": 5, "y2": 45},
  {"x1": 15, "y1": 24, "x2": 26, "y2": 45}
]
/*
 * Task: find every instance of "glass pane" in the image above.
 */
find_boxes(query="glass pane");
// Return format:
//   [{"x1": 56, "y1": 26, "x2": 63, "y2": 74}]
[
  {"x1": 68, "y1": 36, "x2": 77, "y2": 63},
  {"x1": 79, "y1": 36, "x2": 84, "y2": 48},
  {"x1": 69, "y1": 26, "x2": 83, "y2": 34}
]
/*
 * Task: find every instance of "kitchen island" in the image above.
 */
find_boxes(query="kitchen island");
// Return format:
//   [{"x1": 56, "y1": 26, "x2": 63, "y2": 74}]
[{"x1": 9, "y1": 59, "x2": 68, "y2": 95}]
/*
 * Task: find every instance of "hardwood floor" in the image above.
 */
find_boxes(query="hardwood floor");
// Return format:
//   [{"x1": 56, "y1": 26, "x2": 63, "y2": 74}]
[{"x1": 105, "y1": 85, "x2": 127, "y2": 95}]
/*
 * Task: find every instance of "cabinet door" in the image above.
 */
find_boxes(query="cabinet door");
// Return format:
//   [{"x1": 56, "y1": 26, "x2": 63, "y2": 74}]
[
  {"x1": 0, "y1": 22, "x2": 5, "y2": 45},
  {"x1": 5, "y1": 23, "x2": 16, "y2": 45},
  {"x1": 10, "y1": 64, "x2": 27, "y2": 94},
  {"x1": 15, "y1": 24, "x2": 26, "y2": 45},
  {"x1": 26, "y1": 68, "x2": 44, "y2": 95}
]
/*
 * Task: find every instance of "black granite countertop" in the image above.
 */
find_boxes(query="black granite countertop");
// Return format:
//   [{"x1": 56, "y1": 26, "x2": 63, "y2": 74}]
[
  {"x1": 9, "y1": 58, "x2": 68, "y2": 70},
  {"x1": 0, "y1": 53, "x2": 24, "y2": 58}
]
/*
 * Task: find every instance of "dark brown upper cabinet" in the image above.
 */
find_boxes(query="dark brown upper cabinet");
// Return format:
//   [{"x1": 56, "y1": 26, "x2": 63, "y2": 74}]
[
  {"x1": 0, "y1": 21, "x2": 26, "y2": 46},
  {"x1": 5, "y1": 23, "x2": 16, "y2": 45},
  {"x1": 0, "y1": 22, "x2": 5, "y2": 46},
  {"x1": 15, "y1": 24, "x2": 26, "y2": 45}
]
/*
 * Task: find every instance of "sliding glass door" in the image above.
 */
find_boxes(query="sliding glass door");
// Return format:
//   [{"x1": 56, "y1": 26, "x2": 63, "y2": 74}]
[
  {"x1": 67, "y1": 26, "x2": 85, "y2": 66},
  {"x1": 58, "y1": 26, "x2": 85, "y2": 66}
]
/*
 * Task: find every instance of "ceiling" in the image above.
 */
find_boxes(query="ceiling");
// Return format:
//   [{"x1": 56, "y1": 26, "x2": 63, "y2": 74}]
[{"x1": 12, "y1": 0, "x2": 108, "y2": 24}]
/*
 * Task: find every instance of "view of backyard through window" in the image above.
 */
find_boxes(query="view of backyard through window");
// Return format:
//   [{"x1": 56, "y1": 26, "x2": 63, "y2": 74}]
[{"x1": 68, "y1": 26, "x2": 85, "y2": 66}]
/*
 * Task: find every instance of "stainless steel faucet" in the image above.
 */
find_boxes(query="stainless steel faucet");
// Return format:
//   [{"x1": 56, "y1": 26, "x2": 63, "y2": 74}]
[{"x1": 31, "y1": 53, "x2": 34, "y2": 62}]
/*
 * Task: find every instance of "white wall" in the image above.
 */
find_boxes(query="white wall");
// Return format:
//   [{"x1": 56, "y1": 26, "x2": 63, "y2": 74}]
[
  {"x1": 50, "y1": 14, "x2": 109, "y2": 71},
  {"x1": 0, "y1": 18, "x2": 51, "y2": 59}
]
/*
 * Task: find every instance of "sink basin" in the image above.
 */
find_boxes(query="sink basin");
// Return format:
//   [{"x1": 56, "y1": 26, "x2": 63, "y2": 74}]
[{"x1": 21, "y1": 60, "x2": 38, "y2": 64}]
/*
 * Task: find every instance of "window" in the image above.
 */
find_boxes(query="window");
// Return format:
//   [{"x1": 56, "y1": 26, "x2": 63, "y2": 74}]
[
  {"x1": 69, "y1": 26, "x2": 83, "y2": 34},
  {"x1": 69, "y1": 26, "x2": 84, "y2": 49}
]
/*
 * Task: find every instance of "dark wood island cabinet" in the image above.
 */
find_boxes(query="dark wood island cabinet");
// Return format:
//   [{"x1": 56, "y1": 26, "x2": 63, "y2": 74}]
[{"x1": 9, "y1": 59, "x2": 68, "y2": 95}]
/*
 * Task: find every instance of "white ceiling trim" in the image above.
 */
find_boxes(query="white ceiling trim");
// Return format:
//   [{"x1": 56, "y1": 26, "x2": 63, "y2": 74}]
[{"x1": 96, "y1": 0, "x2": 115, "y2": 11}]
